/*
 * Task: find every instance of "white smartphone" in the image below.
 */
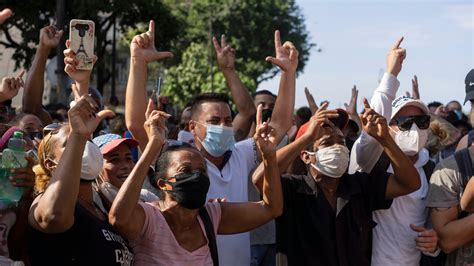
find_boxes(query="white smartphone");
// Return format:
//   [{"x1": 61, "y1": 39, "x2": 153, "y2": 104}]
[{"x1": 69, "y1": 19, "x2": 95, "y2": 70}]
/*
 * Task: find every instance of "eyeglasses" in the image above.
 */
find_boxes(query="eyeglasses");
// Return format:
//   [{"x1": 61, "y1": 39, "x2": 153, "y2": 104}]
[{"x1": 389, "y1": 115, "x2": 430, "y2": 131}]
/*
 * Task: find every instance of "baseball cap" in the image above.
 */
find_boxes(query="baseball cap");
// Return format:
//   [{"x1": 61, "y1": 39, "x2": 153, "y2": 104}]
[
  {"x1": 391, "y1": 96, "x2": 429, "y2": 119},
  {"x1": 92, "y1": 133, "x2": 139, "y2": 155},
  {"x1": 464, "y1": 69, "x2": 474, "y2": 104},
  {"x1": 295, "y1": 108, "x2": 349, "y2": 140}
]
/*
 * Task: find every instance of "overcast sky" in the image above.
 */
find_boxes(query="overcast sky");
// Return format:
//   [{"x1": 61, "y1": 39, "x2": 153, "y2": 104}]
[{"x1": 258, "y1": 0, "x2": 474, "y2": 112}]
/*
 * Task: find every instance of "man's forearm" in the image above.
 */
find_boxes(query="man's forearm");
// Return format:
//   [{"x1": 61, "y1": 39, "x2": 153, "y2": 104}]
[
  {"x1": 269, "y1": 71, "x2": 295, "y2": 144},
  {"x1": 223, "y1": 69, "x2": 256, "y2": 140},
  {"x1": 223, "y1": 69, "x2": 255, "y2": 116},
  {"x1": 253, "y1": 134, "x2": 310, "y2": 192},
  {"x1": 23, "y1": 46, "x2": 49, "y2": 113},
  {"x1": 380, "y1": 136, "x2": 420, "y2": 195},
  {"x1": 437, "y1": 214, "x2": 474, "y2": 253},
  {"x1": 125, "y1": 59, "x2": 149, "y2": 151}
]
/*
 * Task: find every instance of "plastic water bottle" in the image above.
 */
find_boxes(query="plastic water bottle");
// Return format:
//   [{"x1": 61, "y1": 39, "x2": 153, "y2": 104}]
[{"x1": 0, "y1": 131, "x2": 27, "y2": 204}]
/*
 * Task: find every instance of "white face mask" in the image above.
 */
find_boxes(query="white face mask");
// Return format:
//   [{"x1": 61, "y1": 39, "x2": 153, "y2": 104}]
[
  {"x1": 80, "y1": 141, "x2": 103, "y2": 181},
  {"x1": 390, "y1": 123, "x2": 428, "y2": 156},
  {"x1": 307, "y1": 144, "x2": 350, "y2": 178}
]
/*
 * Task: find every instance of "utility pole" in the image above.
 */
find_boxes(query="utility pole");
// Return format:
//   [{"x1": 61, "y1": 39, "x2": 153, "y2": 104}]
[
  {"x1": 55, "y1": 0, "x2": 67, "y2": 103},
  {"x1": 111, "y1": 15, "x2": 116, "y2": 99}
]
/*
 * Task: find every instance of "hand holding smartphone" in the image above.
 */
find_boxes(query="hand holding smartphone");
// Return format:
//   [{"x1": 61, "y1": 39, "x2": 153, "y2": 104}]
[{"x1": 69, "y1": 19, "x2": 95, "y2": 70}]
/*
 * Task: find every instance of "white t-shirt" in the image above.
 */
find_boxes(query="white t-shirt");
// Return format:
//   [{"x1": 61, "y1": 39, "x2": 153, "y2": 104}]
[
  {"x1": 177, "y1": 130, "x2": 195, "y2": 145},
  {"x1": 371, "y1": 149, "x2": 430, "y2": 266},
  {"x1": 205, "y1": 138, "x2": 258, "y2": 266}
]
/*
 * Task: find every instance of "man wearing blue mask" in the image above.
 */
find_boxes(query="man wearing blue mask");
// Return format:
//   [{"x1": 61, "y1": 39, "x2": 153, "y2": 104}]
[{"x1": 186, "y1": 30, "x2": 297, "y2": 266}]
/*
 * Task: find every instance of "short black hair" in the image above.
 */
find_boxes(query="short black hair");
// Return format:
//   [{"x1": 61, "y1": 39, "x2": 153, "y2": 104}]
[
  {"x1": 150, "y1": 142, "x2": 201, "y2": 188},
  {"x1": 190, "y1": 92, "x2": 231, "y2": 119},
  {"x1": 252, "y1": 90, "x2": 276, "y2": 99},
  {"x1": 427, "y1": 101, "x2": 442, "y2": 108},
  {"x1": 296, "y1": 107, "x2": 312, "y2": 123}
]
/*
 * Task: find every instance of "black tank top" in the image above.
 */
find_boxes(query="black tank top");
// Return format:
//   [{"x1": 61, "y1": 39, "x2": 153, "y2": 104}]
[{"x1": 28, "y1": 202, "x2": 134, "y2": 266}]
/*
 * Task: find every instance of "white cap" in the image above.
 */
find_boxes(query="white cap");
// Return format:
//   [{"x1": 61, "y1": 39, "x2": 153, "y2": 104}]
[{"x1": 391, "y1": 96, "x2": 429, "y2": 119}]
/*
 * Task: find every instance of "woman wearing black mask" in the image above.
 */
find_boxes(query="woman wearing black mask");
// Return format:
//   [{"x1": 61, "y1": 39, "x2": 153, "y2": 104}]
[{"x1": 109, "y1": 103, "x2": 282, "y2": 265}]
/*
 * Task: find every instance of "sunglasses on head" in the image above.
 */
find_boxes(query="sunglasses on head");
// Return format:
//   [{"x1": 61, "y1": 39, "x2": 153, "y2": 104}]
[
  {"x1": 389, "y1": 115, "x2": 430, "y2": 131},
  {"x1": 43, "y1": 123, "x2": 63, "y2": 136}
]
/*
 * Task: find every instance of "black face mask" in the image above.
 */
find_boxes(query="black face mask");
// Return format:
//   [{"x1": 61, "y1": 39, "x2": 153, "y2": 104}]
[
  {"x1": 162, "y1": 171, "x2": 210, "y2": 210},
  {"x1": 261, "y1": 109, "x2": 273, "y2": 123}
]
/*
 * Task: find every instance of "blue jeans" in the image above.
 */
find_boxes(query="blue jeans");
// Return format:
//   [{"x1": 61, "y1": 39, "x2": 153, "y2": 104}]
[{"x1": 251, "y1": 244, "x2": 276, "y2": 266}]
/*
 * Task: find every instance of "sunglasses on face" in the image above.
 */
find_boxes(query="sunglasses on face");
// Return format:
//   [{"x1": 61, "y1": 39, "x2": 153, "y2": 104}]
[{"x1": 389, "y1": 115, "x2": 430, "y2": 131}]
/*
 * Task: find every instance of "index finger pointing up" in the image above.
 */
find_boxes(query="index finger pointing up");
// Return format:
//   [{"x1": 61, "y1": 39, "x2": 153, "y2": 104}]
[
  {"x1": 391, "y1": 36, "x2": 404, "y2": 50},
  {"x1": 148, "y1": 20, "x2": 155, "y2": 35},
  {"x1": 256, "y1": 104, "x2": 263, "y2": 126},
  {"x1": 363, "y1": 97, "x2": 371, "y2": 110},
  {"x1": 221, "y1": 34, "x2": 227, "y2": 49},
  {"x1": 274, "y1": 30, "x2": 281, "y2": 48},
  {"x1": 17, "y1": 70, "x2": 25, "y2": 79}
]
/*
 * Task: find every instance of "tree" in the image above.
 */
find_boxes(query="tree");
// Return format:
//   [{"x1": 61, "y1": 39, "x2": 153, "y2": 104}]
[
  {"x1": 0, "y1": 0, "x2": 181, "y2": 93},
  {"x1": 158, "y1": 0, "x2": 315, "y2": 108},
  {"x1": 162, "y1": 42, "x2": 255, "y2": 107}
]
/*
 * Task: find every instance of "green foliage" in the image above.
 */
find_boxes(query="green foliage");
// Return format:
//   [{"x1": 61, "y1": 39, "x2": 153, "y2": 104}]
[
  {"x1": 0, "y1": 0, "x2": 181, "y2": 91},
  {"x1": 166, "y1": 0, "x2": 315, "y2": 84},
  {"x1": 162, "y1": 42, "x2": 255, "y2": 108}
]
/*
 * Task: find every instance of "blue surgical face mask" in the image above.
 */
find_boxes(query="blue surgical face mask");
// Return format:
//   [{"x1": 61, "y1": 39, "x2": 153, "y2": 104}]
[
  {"x1": 454, "y1": 109, "x2": 463, "y2": 120},
  {"x1": 196, "y1": 123, "x2": 235, "y2": 157}
]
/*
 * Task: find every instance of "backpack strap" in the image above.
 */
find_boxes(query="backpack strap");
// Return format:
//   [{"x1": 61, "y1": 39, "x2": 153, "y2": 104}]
[
  {"x1": 454, "y1": 148, "x2": 474, "y2": 192},
  {"x1": 199, "y1": 207, "x2": 219, "y2": 266},
  {"x1": 422, "y1": 160, "x2": 436, "y2": 182}
]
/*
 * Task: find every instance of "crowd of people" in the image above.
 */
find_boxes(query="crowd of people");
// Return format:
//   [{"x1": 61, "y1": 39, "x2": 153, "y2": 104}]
[{"x1": 0, "y1": 7, "x2": 474, "y2": 266}]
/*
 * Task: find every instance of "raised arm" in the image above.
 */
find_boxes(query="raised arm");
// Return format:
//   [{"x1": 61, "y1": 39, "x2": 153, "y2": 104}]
[
  {"x1": 109, "y1": 99, "x2": 168, "y2": 240},
  {"x1": 29, "y1": 96, "x2": 113, "y2": 233},
  {"x1": 125, "y1": 20, "x2": 173, "y2": 152},
  {"x1": 23, "y1": 26, "x2": 63, "y2": 125},
  {"x1": 218, "y1": 105, "x2": 281, "y2": 234},
  {"x1": 0, "y1": 71, "x2": 24, "y2": 103},
  {"x1": 344, "y1": 85, "x2": 362, "y2": 131},
  {"x1": 265, "y1": 30, "x2": 298, "y2": 153},
  {"x1": 0, "y1": 8, "x2": 12, "y2": 24},
  {"x1": 252, "y1": 103, "x2": 338, "y2": 192},
  {"x1": 349, "y1": 37, "x2": 406, "y2": 174},
  {"x1": 63, "y1": 39, "x2": 97, "y2": 101},
  {"x1": 304, "y1": 87, "x2": 318, "y2": 114},
  {"x1": 213, "y1": 35, "x2": 256, "y2": 141},
  {"x1": 359, "y1": 99, "x2": 420, "y2": 199},
  {"x1": 460, "y1": 177, "x2": 474, "y2": 212}
]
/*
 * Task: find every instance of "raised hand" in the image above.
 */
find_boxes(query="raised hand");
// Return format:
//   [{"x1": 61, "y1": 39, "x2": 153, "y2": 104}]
[
  {"x1": 39, "y1": 25, "x2": 63, "y2": 50},
  {"x1": 131, "y1": 20, "x2": 173, "y2": 63},
  {"x1": 359, "y1": 98, "x2": 389, "y2": 140},
  {"x1": 410, "y1": 224, "x2": 438, "y2": 253},
  {"x1": 9, "y1": 155, "x2": 36, "y2": 196},
  {"x1": 254, "y1": 104, "x2": 277, "y2": 156},
  {"x1": 411, "y1": 75, "x2": 420, "y2": 100},
  {"x1": 68, "y1": 95, "x2": 114, "y2": 137},
  {"x1": 144, "y1": 99, "x2": 170, "y2": 144},
  {"x1": 386, "y1": 37, "x2": 406, "y2": 77},
  {"x1": 64, "y1": 40, "x2": 97, "y2": 84},
  {"x1": 0, "y1": 70, "x2": 25, "y2": 102},
  {"x1": 304, "y1": 87, "x2": 318, "y2": 114},
  {"x1": 0, "y1": 8, "x2": 12, "y2": 24},
  {"x1": 302, "y1": 102, "x2": 339, "y2": 141},
  {"x1": 213, "y1": 35, "x2": 235, "y2": 72},
  {"x1": 344, "y1": 85, "x2": 359, "y2": 115},
  {"x1": 265, "y1": 30, "x2": 299, "y2": 73}
]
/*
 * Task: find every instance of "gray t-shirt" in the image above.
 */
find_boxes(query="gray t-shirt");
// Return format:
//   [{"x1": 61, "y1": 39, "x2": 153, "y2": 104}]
[{"x1": 426, "y1": 150, "x2": 474, "y2": 265}]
